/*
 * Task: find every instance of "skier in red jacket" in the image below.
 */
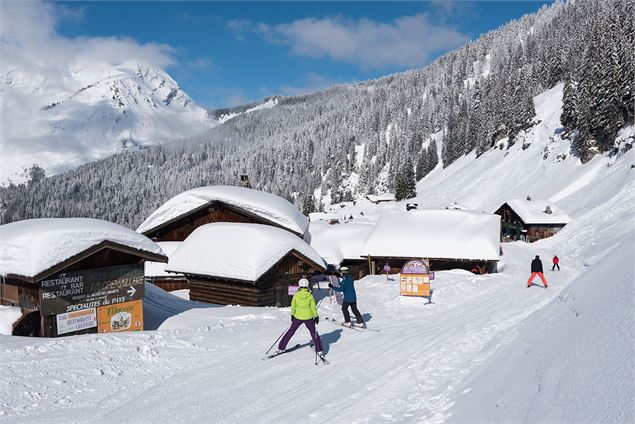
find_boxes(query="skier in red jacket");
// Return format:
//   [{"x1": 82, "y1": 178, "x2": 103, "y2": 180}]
[{"x1": 552, "y1": 255, "x2": 560, "y2": 271}]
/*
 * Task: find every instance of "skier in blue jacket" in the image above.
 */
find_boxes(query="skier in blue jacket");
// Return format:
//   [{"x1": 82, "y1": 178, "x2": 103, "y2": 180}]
[{"x1": 328, "y1": 267, "x2": 366, "y2": 328}]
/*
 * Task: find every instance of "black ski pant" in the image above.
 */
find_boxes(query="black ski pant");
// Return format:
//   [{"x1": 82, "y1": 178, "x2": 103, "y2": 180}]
[
  {"x1": 552, "y1": 263, "x2": 560, "y2": 271},
  {"x1": 342, "y1": 301, "x2": 364, "y2": 324}
]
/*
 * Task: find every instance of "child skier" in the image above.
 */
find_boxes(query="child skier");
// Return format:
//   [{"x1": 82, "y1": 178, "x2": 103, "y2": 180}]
[
  {"x1": 552, "y1": 255, "x2": 560, "y2": 271},
  {"x1": 527, "y1": 255, "x2": 548, "y2": 288},
  {"x1": 329, "y1": 267, "x2": 366, "y2": 328},
  {"x1": 277, "y1": 278, "x2": 323, "y2": 354}
]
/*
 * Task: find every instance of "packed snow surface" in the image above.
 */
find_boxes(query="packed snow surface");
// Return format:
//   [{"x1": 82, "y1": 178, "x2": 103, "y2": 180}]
[
  {"x1": 448, "y1": 239, "x2": 634, "y2": 424},
  {"x1": 362, "y1": 210, "x2": 500, "y2": 261},
  {"x1": 137, "y1": 186, "x2": 309, "y2": 237},
  {"x1": 144, "y1": 242, "x2": 183, "y2": 278},
  {"x1": 308, "y1": 221, "x2": 374, "y2": 265},
  {"x1": 504, "y1": 198, "x2": 571, "y2": 224},
  {"x1": 166, "y1": 223, "x2": 325, "y2": 282},
  {"x1": 0, "y1": 218, "x2": 164, "y2": 279}
]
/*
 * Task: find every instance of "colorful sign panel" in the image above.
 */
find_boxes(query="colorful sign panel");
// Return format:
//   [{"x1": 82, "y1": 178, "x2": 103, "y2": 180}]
[
  {"x1": 56, "y1": 308, "x2": 97, "y2": 335},
  {"x1": 39, "y1": 264, "x2": 144, "y2": 316},
  {"x1": 401, "y1": 260, "x2": 430, "y2": 274},
  {"x1": 288, "y1": 285, "x2": 299, "y2": 296},
  {"x1": 399, "y1": 259, "x2": 434, "y2": 298},
  {"x1": 97, "y1": 300, "x2": 143, "y2": 333}
]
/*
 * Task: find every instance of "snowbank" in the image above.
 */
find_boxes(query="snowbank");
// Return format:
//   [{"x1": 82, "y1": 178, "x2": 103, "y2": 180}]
[
  {"x1": 448, "y1": 239, "x2": 634, "y2": 423},
  {"x1": 308, "y1": 221, "x2": 374, "y2": 264},
  {"x1": 0, "y1": 218, "x2": 165, "y2": 279},
  {"x1": 137, "y1": 185, "x2": 309, "y2": 237},
  {"x1": 504, "y1": 198, "x2": 571, "y2": 224},
  {"x1": 145, "y1": 241, "x2": 183, "y2": 277},
  {"x1": 0, "y1": 305, "x2": 22, "y2": 335},
  {"x1": 166, "y1": 223, "x2": 325, "y2": 282},
  {"x1": 362, "y1": 210, "x2": 500, "y2": 261}
]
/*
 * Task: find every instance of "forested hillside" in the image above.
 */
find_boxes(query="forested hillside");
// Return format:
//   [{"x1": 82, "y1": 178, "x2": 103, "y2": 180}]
[{"x1": 0, "y1": 0, "x2": 632, "y2": 228}]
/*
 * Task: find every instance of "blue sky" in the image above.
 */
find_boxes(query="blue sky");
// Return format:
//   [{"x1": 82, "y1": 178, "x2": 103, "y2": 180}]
[{"x1": 55, "y1": 1, "x2": 552, "y2": 109}]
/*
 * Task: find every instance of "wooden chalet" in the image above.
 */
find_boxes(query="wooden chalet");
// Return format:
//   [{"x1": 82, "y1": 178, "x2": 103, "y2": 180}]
[
  {"x1": 165, "y1": 223, "x2": 326, "y2": 307},
  {"x1": 495, "y1": 199, "x2": 571, "y2": 242},
  {"x1": 361, "y1": 210, "x2": 501, "y2": 274},
  {"x1": 0, "y1": 218, "x2": 166, "y2": 337},
  {"x1": 366, "y1": 193, "x2": 396, "y2": 204},
  {"x1": 144, "y1": 241, "x2": 189, "y2": 292},
  {"x1": 137, "y1": 185, "x2": 309, "y2": 242}
]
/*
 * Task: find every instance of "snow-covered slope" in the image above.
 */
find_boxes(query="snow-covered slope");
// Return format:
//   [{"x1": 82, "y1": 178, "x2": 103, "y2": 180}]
[
  {"x1": 0, "y1": 63, "x2": 215, "y2": 185},
  {"x1": 448, "y1": 239, "x2": 634, "y2": 424}
]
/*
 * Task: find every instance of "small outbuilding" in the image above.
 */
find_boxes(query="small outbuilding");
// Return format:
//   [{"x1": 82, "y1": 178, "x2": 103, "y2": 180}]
[
  {"x1": 144, "y1": 242, "x2": 189, "y2": 292},
  {"x1": 366, "y1": 193, "x2": 396, "y2": 204},
  {"x1": 308, "y1": 221, "x2": 374, "y2": 279},
  {"x1": 0, "y1": 218, "x2": 166, "y2": 337},
  {"x1": 137, "y1": 185, "x2": 309, "y2": 241},
  {"x1": 166, "y1": 223, "x2": 326, "y2": 307},
  {"x1": 361, "y1": 210, "x2": 500, "y2": 274},
  {"x1": 494, "y1": 199, "x2": 571, "y2": 242}
]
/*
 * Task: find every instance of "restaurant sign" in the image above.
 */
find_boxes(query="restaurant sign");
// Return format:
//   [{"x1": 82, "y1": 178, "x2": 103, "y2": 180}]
[{"x1": 40, "y1": 264, "x2": 144, "y2": 316}]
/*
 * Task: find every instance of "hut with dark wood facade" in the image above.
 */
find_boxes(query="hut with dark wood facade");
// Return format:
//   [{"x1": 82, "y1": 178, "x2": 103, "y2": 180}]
[
  {"x1": 494, "y1": 199, "x2": 571, "y2": 242},
  {"x1": 144, "y1": 241, "x2": 189, "y2": 291},
  {"x1": 165, "y1": 223, "x2": 325, "y2": 307},
  {"x1": 361, "y1": 210, "x2": 501, "y2": 274},
  {"x1": 137, "y1": 185, "x2": 309, "y2": 242},
  {"x1": 0, "y1": 218, "x2": 166, "y2": 337}
]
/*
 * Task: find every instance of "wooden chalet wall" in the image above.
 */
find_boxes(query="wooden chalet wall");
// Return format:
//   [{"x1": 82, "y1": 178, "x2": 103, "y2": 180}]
[
  {"x1": 147, "y1": 277, "x2": 189, "y2": 292},
  {"x1": 1, "y1": 247, "x2": 152, "y2": 337},
  {"x1": 525, "y1": 225, "x2": 566, "y2": 242},
  {"x1": 341, "y1": 259, "x2": 370, "y2": 279},
  {"x1": 189, "y1": 252, "x2": 323, "y2": 307},
  {"x1": 146, "y1": 201, "x2": 299, "y2": 242}
]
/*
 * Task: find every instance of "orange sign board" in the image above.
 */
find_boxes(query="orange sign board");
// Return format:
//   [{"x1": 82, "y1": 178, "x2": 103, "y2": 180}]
[
  {"x1": 97, "y1": 300, "x2": 143, "y2": 333},
  {"x1": 399, "y1": 274, "x2": 431, "y2": 297}
]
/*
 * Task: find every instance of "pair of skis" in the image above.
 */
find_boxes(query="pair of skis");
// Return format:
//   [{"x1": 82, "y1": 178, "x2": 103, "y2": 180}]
[
  {"x1": 262, "y1": 343, "x2": 329, "y2": 365},
  {"x1": 324, "y1": 316, "x2": 380, "y2": 332}
]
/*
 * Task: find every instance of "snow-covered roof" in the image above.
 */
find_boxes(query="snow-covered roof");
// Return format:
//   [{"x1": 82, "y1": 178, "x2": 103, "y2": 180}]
[
  {"x1": 166, "y1": 223, "x2": 326, "y2": 282},
  {"x1": 0, "y1": 218, "x2": 165, "y2": 280},
  {"x1": 309, "y1": 221, "x2": 375, "y2": 265},
  {"x1": 366, "y1": 193, "x2": 396, "y2": 203},
  {"x1": 145, "y1": 242, "x2": 184, "y2": 278},
  {"x1": 504, "y1": 199, "x2": 571, "y2": 225},
  {"x1": 361, "y1": 210, "x2": 500, "y2": 261},
  {"x1": 137, "y1": 186, "x2": 309, "y2": 237}
]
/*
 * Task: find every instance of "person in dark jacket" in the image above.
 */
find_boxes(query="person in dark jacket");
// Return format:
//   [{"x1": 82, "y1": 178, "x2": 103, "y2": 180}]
[
  {"x1": 527, "y1": 255, "x2": 548, "y2": 288},
  {"x1": 328, "y1": 267, "x2": 365, "y2": 328},
  {"x1": 552, "y1": 255, "x2": 560, "y2": 271}
]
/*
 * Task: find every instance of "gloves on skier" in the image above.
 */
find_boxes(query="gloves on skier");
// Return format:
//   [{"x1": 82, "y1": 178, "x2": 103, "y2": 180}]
[
  {"x1": 328, "y1": 283, "x2": 333, "y2": 288},
  {"x1": 314, "y1": 316, "x2": 319, "y2": 324},
  {"x1": 290, "y1": 316, "x2": 294, "y2": 322}
]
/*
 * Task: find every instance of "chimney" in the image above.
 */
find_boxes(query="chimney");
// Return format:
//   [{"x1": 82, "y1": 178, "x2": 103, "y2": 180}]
[{"x1": 544, "y1": 205, "x2": 553, "y2": 214}]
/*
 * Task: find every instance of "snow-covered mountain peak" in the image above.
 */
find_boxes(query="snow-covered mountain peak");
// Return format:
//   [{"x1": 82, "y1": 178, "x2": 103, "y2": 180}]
[{"x1": 0, "y1": 62, "x2": 216, "y2": 186}]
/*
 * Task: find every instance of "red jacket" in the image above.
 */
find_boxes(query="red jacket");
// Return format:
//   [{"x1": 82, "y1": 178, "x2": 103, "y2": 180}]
[{"x1": 553, "y1": 256, "x2": 559, "y2": 264}]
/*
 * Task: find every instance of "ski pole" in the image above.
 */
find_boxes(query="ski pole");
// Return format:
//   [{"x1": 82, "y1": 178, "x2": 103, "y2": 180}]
[
  {"x1": 314, "y1": 329, "x2": 319, "y2": 365},
  {"x1": 266, "y1": 328, "x2": 287, "y2": 354}
]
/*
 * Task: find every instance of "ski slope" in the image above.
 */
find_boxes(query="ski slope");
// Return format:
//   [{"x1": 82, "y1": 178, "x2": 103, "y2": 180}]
[{"x1": 1, "y1": 85, "x2": 634, "y2": 423}]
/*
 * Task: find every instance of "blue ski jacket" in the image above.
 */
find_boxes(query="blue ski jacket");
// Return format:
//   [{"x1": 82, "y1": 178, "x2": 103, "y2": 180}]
[{"x1": 331, "y1": 275, "x2": 357, "y2": 302}]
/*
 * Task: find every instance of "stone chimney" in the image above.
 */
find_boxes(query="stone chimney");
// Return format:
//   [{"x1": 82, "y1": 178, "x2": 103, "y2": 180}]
[{"x1": 239, "y1": 175, "x2": 251, "y2": 189}]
